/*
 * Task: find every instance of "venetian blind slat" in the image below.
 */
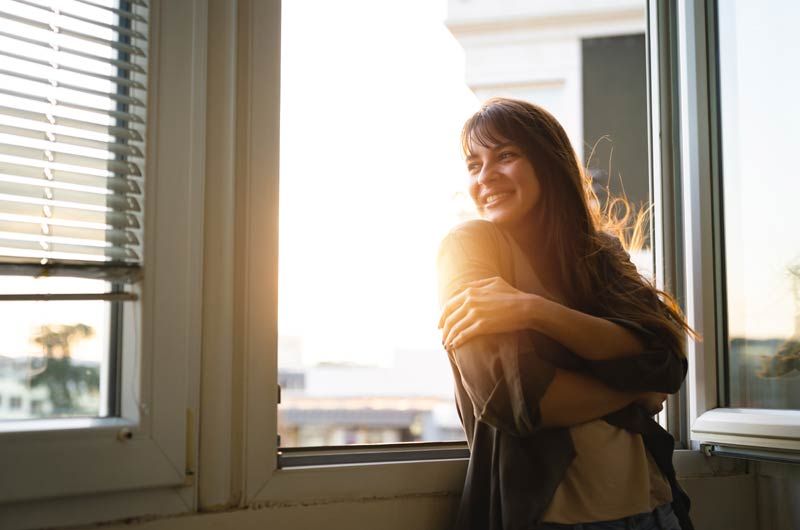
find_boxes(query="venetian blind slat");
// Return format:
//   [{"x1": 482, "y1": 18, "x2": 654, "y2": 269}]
[
  {"x1": 0, "y1": 104, "x2": 144, "y2": 142},
  {"x1": 0, "y1": 6, "x2": 145, "y2": 56},
  {"x1": 0, "y1": 0, "x2": 147, "y2": 278},
  {"x1": 0, "y1": 29, "x2": 145, "y2": 74}
]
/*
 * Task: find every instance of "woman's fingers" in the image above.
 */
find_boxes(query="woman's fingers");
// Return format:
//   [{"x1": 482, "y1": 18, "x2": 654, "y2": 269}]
[
  {"x1": 450, "y1": 320, "x2": 484, "y2": 350},
  {"x1": 441, "y1": 288, "x2": 472, "y2": 334},
  {"x1": 439, "y1": 275, "x2": 534, "y2": 349},
  {"x1": 440, "y1": 276, "x2": 526, "y2": 348},
  {"x1": 438, "y1": 289, "x2": 467, "y2": 329},
  {"x1": 443, "y1": 305, "x2": 476, "y2": 348},
  {"x1": 438, "y1": 276, "x2": 498, "y2": 329}
]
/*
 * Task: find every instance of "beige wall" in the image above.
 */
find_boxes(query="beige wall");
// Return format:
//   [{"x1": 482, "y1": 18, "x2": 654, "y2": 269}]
[{"x1": 54, "y1": 471, "x2": 755, "y2": 530}]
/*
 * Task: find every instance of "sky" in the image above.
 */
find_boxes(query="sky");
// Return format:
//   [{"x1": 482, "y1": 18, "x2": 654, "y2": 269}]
[
  {"x1": 717, "y1": 0, "x2": 800, "y2": 342},
  {"x1": 277, "y1": 0, "x2": 481, "y2": 367}
]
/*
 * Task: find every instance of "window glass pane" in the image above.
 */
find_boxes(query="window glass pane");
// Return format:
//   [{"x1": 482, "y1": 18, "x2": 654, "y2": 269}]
[
  {"x1": 279, "y1": 0, "x2": 472, "y2": 447},
  {"x1": 582, "y1": 33, "x2": 652, "y2": 278},
  {"x1": 0, "y1": 277, "x2": 112, "y2": 420},
  {"x1": 278, "y1": 0, "x2": 649, "y2": 447},
  {"x1": 0, "y1": 1, "x2": 143, "y2": 423},
  {"x1": 719, "y1": 1, "x2": 800, "y2": 408}
]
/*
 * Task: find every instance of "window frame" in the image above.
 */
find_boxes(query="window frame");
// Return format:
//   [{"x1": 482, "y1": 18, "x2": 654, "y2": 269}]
[
  {"x1": 226, "y1": 0, "x2": 471, "y2": 504},
  {"x1": 673, "y1": 0, "x2": 800, "y2": 453},
  {"x1": 0, "y1": 0, "x2": 205, "y2": 514},
  {"x1": 6, "y1": 0, "x2": 773, "y2": 526},
  {"x1": 239, "y1": 0, "x2": 694, "y2": 505},
  {"x1": 647, "y1": 0, "x2": 689, "y2": 445}
]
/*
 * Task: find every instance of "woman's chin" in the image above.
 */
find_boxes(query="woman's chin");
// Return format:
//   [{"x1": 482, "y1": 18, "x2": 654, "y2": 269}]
[{"x1": 482, "y1": 209, "x2": 521, "y2": 228}]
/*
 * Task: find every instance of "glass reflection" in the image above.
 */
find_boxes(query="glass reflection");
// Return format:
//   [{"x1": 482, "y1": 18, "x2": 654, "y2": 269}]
[{"x1": 719, "y1": 0, "x2": 800, "y2": 408}]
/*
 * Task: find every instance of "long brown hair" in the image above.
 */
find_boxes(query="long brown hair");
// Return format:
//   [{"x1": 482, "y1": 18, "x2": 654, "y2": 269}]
[{"x1": 461, "y1": 97, "x2": 695, "y2": 355}]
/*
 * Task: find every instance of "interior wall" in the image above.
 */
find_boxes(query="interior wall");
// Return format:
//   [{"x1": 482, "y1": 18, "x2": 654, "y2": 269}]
[
  {"x1": 53, "y1": 470, "x2": 759, "y2": 530},
  {"x1": 64, "y1": 495, "x2": 461, "y2": 530},
  {"x1": 681, "y1": 474, "x2": 757, "y2": 530},
  {"x1": 754, "y1": 462, "x2": 800, "y2": 530}
]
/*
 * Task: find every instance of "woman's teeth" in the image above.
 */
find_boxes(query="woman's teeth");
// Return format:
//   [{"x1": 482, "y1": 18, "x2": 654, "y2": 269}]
[{"x1": 485, "y1": 192, "x2": 511, "y2": 205}]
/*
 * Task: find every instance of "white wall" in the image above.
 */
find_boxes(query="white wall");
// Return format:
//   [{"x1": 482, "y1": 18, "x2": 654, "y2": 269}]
[{"x1": 445, "y1": 0, "x2": 645, "y2": 160}]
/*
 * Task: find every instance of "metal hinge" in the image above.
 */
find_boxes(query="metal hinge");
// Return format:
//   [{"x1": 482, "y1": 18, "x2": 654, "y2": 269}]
[{"x1": 277, "y1": 386, "x2": 282, "y2": 449}]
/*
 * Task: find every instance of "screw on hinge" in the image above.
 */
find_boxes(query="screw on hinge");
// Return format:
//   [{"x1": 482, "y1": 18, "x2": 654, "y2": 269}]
[{"x1": 116, "y1": 427, "x2": 133, "y2": 442}]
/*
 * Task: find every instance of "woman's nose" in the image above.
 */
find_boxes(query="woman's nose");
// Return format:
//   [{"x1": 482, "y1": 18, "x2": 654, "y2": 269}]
[{"x1": 477, "y1": 164, "x2": 500, "y2": 185}]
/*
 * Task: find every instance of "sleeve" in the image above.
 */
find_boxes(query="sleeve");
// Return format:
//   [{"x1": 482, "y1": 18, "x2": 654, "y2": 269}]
[
  {"x1": 585, "y1": 316, "x2": 687, "y2": 394},
  {"x1": 581, "y1": 233, "x2": 688, "y2": 393},
  {"x1": 436, "y1": 220, "x2": 556, "y2": 437}
]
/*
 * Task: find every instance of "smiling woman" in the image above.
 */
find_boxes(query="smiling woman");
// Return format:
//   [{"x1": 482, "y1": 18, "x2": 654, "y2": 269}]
[{"x1": 437, "y1": 98, "x2": 694, "y2": 530}]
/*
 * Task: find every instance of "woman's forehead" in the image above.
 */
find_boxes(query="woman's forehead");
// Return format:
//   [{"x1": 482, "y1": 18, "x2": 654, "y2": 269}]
[
  {"x1": 464, "y1": 134, "x2": 517, "y2": 158},
  {"x1": 465, "y1": 140, "x2": 517, "y2": 157},
  {"x1": 464, "y1": 123, "x2": 513, "y2": 152}
]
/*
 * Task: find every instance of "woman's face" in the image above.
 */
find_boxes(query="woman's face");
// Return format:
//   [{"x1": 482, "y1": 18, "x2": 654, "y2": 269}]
[{"x1": 466, "y1": 140, "x2": 541, "y2": 230}]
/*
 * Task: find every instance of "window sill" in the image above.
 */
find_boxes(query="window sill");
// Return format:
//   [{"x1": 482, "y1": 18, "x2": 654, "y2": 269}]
[
  {"x1": 278, "y1": 441, "x2": 469, "y2": 468},
  {"x1": 0, "y1": 417, "x2": 134, "y2": 440},
  {"x1": 691, "y1": 408, "x2": 800, "y2": 452}
]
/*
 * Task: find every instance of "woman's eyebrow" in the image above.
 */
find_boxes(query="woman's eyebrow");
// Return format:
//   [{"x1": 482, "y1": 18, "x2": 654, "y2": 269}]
[
  {"x1": 465, "y1": 142, "x2": 515, "y2": 160},
  {"x1": 491, "y1": 142, "x2": 515, "y2": 150}
]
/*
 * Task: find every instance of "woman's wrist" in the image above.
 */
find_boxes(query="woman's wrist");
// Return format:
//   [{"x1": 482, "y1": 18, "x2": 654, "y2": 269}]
[
  {"x1": 525, "y1": 293, "x2": 559, "y2": 335},
  {"x1": 524, "y1": 293, "x2": 547, "y2": 332},
  {"x1": 523, "y1": 293, "x2": 645, "y2": 360}
]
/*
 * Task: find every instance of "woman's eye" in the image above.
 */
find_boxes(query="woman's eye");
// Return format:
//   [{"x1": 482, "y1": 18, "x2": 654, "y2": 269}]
[
  {"x1": 499, "y1": 151, "x2": 515, "y2": 160},
  {"x1": 467, "y1": 163, "x2": 480, "y2": 173}
]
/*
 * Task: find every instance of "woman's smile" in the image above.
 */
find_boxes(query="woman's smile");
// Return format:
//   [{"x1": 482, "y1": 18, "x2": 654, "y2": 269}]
[{"x1": 484, "y1": 191, "x2": 514, "y2": 207}]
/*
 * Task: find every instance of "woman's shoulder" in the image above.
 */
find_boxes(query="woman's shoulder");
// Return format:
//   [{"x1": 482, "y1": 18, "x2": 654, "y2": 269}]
[
  {"x1": 438, "y1": 219, "x2": 508, "y2": 260},
  {"x1": 446, "y1": 218, "x2": 503, "y2": 239}
]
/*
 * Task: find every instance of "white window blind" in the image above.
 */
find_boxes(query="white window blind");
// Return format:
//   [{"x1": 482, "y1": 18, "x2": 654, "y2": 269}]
[{"x1": 0, "y1": 0, "x2": 147, "y2": 282}]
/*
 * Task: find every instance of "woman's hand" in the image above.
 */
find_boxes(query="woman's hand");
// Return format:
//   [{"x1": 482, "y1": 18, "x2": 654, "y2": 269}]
[
  {"x1": 438, "y1": 276, "x2": 539, "y2": 350},
  {"x1": 636, "y1": 391, "x2": 668, "y2": 415}
]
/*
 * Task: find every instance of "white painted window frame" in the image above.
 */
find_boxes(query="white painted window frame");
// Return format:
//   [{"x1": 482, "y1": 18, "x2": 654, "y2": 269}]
[
  {"x1": 236, "y1": 0, "x2": 691, "y2": 507},
  {"x1": 229, "y1": 0, "x2": 470, "y2": 507},
  {"x1": 675, "y1": 0, "x2": 800, "y2": 453},
  {"x1": 0, "y1": 0, "x2": 206, "y2": 525}
]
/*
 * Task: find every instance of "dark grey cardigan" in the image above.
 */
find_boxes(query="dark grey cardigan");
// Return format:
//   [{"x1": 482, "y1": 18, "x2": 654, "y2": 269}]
[{"x1": 436, "y1": 220, "x2": 692, "y2": 530}]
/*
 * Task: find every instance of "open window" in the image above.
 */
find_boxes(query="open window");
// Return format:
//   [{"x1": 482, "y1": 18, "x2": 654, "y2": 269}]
[
  {"x1": 671, "y1": 0, "x2": 800, "y2": 458},
  {"x1": 275, "y1": 0, "x2": 660, "y2": 467}
]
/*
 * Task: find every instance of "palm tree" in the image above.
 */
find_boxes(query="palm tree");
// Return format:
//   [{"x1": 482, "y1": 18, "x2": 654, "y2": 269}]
[
  {"x1": 29, "y1": 324, "x2": 99, "y2": 415},
  {"x1": 32, "y1": 323, "x2": 93, "y2": 359}
]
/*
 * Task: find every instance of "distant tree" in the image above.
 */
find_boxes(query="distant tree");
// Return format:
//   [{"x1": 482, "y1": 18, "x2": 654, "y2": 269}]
[
  {"x1": 32, "y1": 323, "x2": 93, "y2": 359},
  {"x1": 756, "y1": 263, "x2": 800, "y2": 378},
  {"x1": 29, "y1": 324, "x2": 99, "y2": 415}
]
